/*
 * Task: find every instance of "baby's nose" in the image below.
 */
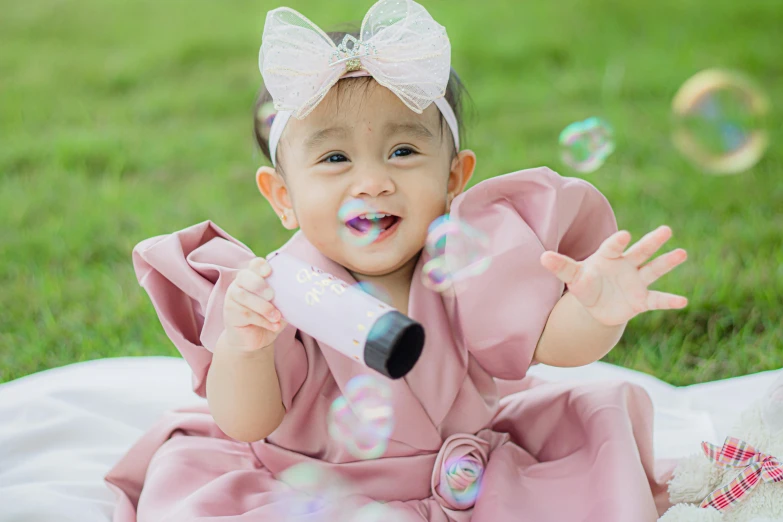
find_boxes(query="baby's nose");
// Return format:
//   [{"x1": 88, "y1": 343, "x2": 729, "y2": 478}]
[{"x1": 351, "y1": 169, "x2": 395, "y2": 198}]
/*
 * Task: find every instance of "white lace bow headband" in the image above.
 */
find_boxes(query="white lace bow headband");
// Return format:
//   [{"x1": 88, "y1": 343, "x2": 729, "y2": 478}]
[{"x1": 258, "y1": 0, "x2": 460, "y2": 166}]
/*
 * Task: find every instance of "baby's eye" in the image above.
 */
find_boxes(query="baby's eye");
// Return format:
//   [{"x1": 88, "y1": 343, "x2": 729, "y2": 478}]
[
  {"x1": 392, "y1": 147, "x2": 416, "y2": 158},
  {"x1": 323, "y1": 153, "x2": 348, "y2": 163}
]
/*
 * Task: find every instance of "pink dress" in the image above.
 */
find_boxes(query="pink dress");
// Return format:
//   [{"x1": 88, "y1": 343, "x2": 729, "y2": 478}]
[{"x1": 105, "y1": 167, "x2": 678, "y2": 521}]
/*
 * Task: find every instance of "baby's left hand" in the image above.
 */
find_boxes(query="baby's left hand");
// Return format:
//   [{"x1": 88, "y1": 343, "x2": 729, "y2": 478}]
[{"x1": 540, "y1": 225, "x2": 688, "y2": 326}]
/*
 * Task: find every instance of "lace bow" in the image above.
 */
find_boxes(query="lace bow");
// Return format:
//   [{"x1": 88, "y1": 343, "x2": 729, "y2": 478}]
[{"x1": 259, "y1": 0, "x2": 452, "y2": 119}]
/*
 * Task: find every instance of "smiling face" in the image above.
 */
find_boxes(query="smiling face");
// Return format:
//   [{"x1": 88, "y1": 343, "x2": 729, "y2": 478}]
[{"x1": 256, "y1": 78, "x2": 476, "y2": 280}]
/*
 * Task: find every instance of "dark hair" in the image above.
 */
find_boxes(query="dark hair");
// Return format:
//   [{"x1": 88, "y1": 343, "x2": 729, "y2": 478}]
[{"x1": 253, "y1": 28, "x2": 473, "y2": 173}]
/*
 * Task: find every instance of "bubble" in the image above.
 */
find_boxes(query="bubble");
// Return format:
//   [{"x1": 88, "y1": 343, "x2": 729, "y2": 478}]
[
  {"x1": 425, "y1": 214, "x2": 455, "y2": 253},
  {"x1": 328, "y1": 374, "x2": 395, "y2": 460},
  {"x1": 338, "y1": 199, "x2": 384, "y2": 247},
  {"x1": 421, "y1": 257, "x2": 452, "y2": 293},
  {"x1": 276, "y1": 463, "x2": 353, "y2": 521},
  {"x1": 672, "y1": 69, "x2": 770, "y2": 175},
  {"x1": 442, "y1": 454, "x2": 485, "y2": 507},
  {"x1": 421, "y1": 214, "x2": 491, "y2": 293},
  {"x1": 558, "y1": 117, "x2": 615, "y2": 173}
]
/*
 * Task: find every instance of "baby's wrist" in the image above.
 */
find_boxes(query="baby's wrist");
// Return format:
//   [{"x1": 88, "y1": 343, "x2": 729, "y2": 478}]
[{"x1": 215, "y1": 332, "x2": 275, "y2": 360}]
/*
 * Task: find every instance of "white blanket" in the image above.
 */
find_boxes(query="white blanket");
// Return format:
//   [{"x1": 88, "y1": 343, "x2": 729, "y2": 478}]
[{"x1": 0, "y1": 356, "x2": 780, "y2": 522}]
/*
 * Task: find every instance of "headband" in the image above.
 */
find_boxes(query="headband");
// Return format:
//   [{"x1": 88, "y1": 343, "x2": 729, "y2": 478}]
[{"x1": 259, "y1": 0, "x2": 460, "y2": 167}]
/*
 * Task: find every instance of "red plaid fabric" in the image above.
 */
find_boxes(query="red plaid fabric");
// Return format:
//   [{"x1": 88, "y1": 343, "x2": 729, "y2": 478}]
[{"x1": 700, "y1": 436, "x2": 783, "y2": 512}]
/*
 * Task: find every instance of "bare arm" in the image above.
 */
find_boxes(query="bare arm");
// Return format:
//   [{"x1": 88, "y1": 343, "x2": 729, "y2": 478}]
[
  {"x1": 206, "y1": 332, "x2": 285, "y2": 442},
  {"x1": 532, "y1": 291, "x2": 628, "y2": 368}
]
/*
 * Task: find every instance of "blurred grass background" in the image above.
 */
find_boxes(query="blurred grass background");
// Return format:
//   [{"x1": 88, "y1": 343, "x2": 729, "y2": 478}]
[{"x1": 1, "y1": 0, "x2": 781, "y2": 386}]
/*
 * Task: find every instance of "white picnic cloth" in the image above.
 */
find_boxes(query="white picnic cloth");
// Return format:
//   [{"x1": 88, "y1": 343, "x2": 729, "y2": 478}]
[{"x1": 0, "y1": 356, "x2": 780, "y2": 522}]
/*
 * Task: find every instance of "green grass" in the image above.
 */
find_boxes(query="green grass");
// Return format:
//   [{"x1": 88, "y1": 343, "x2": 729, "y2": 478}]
[{"x1": 1, "y1": 0, "x2": 781, "y2": 386}]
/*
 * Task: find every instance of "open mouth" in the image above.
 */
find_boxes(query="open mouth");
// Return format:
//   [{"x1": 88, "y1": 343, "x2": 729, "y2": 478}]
[{"x1": 346, "y1": 214, "x2": 401, "y2": 235}]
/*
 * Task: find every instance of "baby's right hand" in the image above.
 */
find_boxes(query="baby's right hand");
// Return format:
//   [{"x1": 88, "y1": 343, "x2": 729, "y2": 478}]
[{"x1": 221, "y1": 257, "x2": 287, "y2": 353}]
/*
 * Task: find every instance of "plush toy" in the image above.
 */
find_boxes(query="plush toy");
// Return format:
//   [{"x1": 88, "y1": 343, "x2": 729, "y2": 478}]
[{"x1": 659, "y1": 371, "x2": 783, "y2": 522}]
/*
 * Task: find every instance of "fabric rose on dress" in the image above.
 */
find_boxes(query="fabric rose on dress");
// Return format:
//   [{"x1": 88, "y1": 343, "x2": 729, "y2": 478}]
[{"x1": 431, "y1": 433, "x2": 492, "y2": 510}]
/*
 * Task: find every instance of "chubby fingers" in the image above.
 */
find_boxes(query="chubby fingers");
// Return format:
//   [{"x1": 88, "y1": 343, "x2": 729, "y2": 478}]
[
  {"x1": 646, "y1": 290, "x2": 688, "y2": 311},
  {"x1": 223, "y1": 295, "x2": 285, "y2": 331},
  {"x1": 638, "y1": 248, "x2": 688, "y2": 286},
  {"x1": 596, "y1": 230, "x2": 633, "y2": 259},
  {"x1": 540, "y1": 251, "x2": 581, "y2": 285},
  {"x1": 623, "y1": 225, "x2": 673, "y2": 267},
  {"x1": 248, "y1": 256, "x2": 272, "y2": 277},
  {"x1": 227, "y1": 258, "x2": 283, "y2": 327}
]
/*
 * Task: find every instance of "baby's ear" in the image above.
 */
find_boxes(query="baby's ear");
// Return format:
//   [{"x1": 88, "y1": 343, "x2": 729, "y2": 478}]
[{"x1": 760, "y1": 370, "x2": 783, "y2": 434}]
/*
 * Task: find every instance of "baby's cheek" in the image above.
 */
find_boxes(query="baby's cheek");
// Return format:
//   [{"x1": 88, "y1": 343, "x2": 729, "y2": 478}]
[
  {"x1": 305, "y1": 215, "x2": 338, "y2": 240},
  {"x1": 408, "y1": 220, "x2": 431, "y2": 248},
  {"x1": 294, "y1": 203, "x2": 335, "y2": 239},
  {"x1": 296, "y1": 195, "x2": 338, "y2": 229},
  {"x1": 421, "y1": 195, "x2": 450, "y2": 225}
]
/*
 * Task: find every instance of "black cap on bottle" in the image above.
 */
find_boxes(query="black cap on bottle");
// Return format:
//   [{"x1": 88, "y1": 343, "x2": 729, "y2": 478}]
[{"x1": 364, "y1": 311, "x2": 425, "y2": 379}]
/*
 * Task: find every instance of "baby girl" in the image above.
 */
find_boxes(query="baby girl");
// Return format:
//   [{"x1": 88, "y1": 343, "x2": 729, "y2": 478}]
[{"x1": 105, "y1": 1, "x2": 689, "y2": 520}]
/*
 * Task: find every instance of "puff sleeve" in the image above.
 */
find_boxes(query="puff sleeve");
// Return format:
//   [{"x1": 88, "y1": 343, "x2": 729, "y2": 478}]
[
  {"x1": 131, "y1": 220, "x2": 307, "y2": 405},
  {"x1": 444, "y1": 167, "x2": 618, "y2": 380}
]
